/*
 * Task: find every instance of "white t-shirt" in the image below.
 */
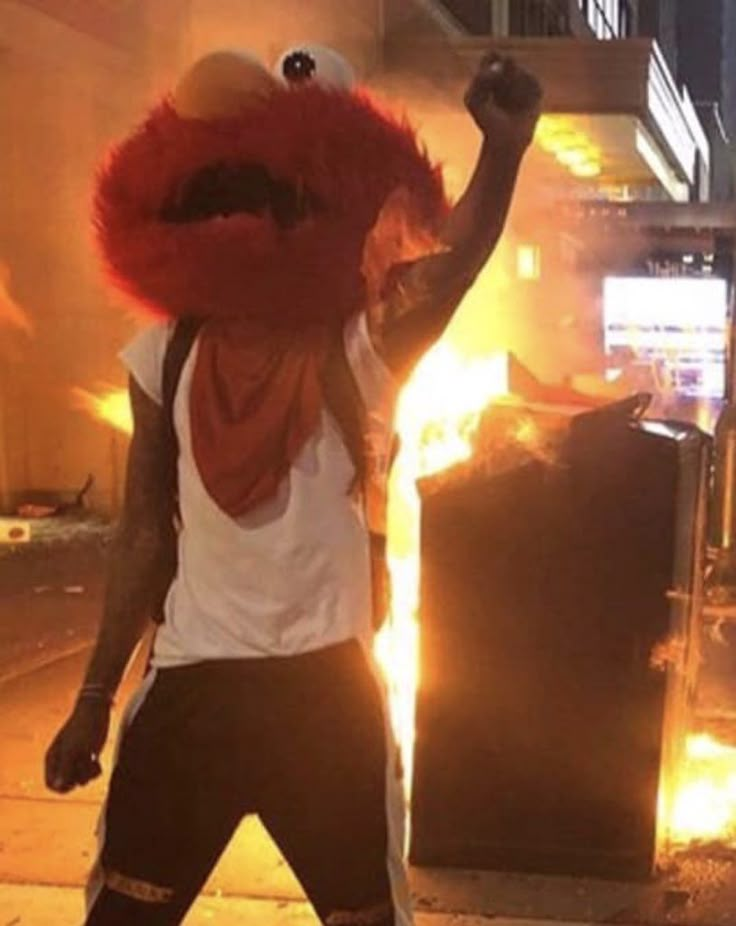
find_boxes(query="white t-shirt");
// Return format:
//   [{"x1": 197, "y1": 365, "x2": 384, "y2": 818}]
[{"x1": 120, "y1": 313, "x2": 396, "y2": 667}]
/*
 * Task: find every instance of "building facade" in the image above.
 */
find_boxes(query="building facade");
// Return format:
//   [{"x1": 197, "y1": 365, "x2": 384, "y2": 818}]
[
  {"x1": 439, "y1": 0, "x2": 734, "y2": 201},
  {"x1": 638, "y1": 0, "x2": 677, "y2": 71},
  {"x1": 438, "y1": 0, "x2": 638, "y2": 38},
  {"x1": 676, "y1": 0, "x2": 736, "y2": 200},
  {"x1": 724, "y1": 0, "x2": 736, "y2": 143},
  {"x1": 390, "y1": 0, "x2": 710, "y2": 204}
]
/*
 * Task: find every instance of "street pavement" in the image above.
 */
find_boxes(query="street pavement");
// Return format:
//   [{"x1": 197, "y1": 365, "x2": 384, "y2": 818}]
[
  {"x1": 0, "y1": 647, "x2": 603, "y2": 925},
  {"x1": 2, "y1": 544, "x2": 736, "y2": 925}
]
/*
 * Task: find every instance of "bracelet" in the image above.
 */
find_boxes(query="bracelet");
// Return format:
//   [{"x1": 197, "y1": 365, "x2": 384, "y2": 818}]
[{"x1": 77, "y1": 683, "x2": 115, "y2": 707}]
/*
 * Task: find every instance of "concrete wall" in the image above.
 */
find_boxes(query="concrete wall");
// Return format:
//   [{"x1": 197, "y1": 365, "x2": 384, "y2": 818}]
[
  {"x1": 676, "y1": 0, "x2": 722, "y2": 106},
  {"x1": 0, "y1": 2, "x2": 153, "y2": 512},
  {"x1": 638, "y1": 0, "x2": 678, "y2": 74},
  {"x1": 675, "y1": 0, "x2": 735, "y2": 200},
  {"x1": 185, "y1": 0, "x2": 384, "y2": 78}
]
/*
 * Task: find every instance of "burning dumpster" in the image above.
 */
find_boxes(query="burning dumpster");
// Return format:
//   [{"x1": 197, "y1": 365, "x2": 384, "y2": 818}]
[{"x1": 410, "y1": 401, "x2": 710, "y2": 880}]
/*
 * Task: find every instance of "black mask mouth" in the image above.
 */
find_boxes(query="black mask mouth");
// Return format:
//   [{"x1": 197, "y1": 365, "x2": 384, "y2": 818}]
[{"x1": 160, "y1": 162, "x2": 321, "y2": 229}]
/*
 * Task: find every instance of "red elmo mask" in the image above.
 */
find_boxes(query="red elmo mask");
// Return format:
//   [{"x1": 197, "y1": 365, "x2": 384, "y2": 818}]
[
  {"x1": 95, "y1": 47, "x2": 448, "y2": 327},
  {"x1": 94, "y1": 47, "x2": 449, "y2": 516}
]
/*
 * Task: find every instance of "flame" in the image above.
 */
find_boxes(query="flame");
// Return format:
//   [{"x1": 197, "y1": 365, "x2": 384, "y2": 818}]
[
  {"x1": 650, "y1": 634, "x2": 685, "y2": 672},
  {"x1": 374, "y1": 342, "x2": 510, "y2": 804},
  {"x1": 0, "y1": 261, "x2": 33, "y2": 335},
  {"x1": 73, "y1": 386, "x2": 132, "y2": 435},
  {"x1": 668, "y1": 735, "x2": 736, "y2": 845}
]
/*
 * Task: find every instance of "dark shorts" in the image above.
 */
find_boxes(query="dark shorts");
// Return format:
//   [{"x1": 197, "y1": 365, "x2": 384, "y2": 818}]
[{"x1": 86, "y1": 640, "x2": 408, "y2": 926}]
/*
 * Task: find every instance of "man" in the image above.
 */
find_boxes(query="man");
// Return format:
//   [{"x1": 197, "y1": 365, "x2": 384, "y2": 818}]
[{"x1": 45, "y1": 44, "x2": 541, "y2": 926}]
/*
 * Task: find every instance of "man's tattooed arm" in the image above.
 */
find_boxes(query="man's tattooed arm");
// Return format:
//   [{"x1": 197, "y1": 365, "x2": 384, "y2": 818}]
[
  {"x1": 376, "y1": 55, "x2": 541, "y2": 379},
  {"x1": 81, "y1": 377, "x2": 175, "y2": 697}
]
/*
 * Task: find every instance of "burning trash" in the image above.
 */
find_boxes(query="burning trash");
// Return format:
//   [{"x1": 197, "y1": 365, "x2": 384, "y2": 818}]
[{"x1": 409, "y1": 393, "x2": 709, "y2": 879}]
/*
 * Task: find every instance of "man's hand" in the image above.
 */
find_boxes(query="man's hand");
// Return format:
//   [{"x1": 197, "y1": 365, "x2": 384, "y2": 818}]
[
  {"x1": 45, "y1": 698, "x2": 111, "y2": 793},
  {"x1": 465, "y1": 53, "x2": 542, "y2": 154},
  {"x1": 371, "y1": 55, "x2": 541, "y2": 377}
]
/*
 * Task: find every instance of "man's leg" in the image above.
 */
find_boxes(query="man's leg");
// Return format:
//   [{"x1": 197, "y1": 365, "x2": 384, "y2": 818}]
[
  {"x1": 259, "y1": 642, "x2": 412, "y2": 926},
  {"x1": 85, "y1": 665, "x2": 247, "y2": 925}
]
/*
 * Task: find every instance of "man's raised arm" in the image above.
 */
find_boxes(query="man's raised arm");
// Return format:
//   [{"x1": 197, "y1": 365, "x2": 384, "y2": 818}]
[
  {"x1": 45, "y1": 377, "x2": 174, "y2": 793},
  {"x1": 377, "y1": 54, "x2": 542, "y2": 378}
]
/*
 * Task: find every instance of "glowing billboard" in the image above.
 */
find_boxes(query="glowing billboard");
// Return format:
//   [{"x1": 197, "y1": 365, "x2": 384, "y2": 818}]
[{"x1": 603, "y1": 276, "x2": 729, "y2": 400}]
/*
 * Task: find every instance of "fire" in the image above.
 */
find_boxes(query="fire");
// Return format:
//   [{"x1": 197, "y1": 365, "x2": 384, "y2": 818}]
[
  {"x1": 73, "y1": 386, "x2": 132, "y2": 435},
  {"x1": 0, "y1": 261, "x2": 33, "y2": 335},
  {"x1": 375, "y1": 342, "x2": 510, "y2": 800},
  {"x1": 668, "y1": 734, "x2": 736, "y2": 845}
]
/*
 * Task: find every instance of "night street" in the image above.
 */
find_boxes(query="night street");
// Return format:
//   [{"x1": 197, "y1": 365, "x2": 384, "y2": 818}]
[
  {"x1": 0, "y1": 620, "x2": 589, "y2": 926},
  {"x1": 0, "y1": 645, "x2": 318, "y2": 924},
  {"x1": 3, "y1": 1, "x2": 736, "y2": 924}
]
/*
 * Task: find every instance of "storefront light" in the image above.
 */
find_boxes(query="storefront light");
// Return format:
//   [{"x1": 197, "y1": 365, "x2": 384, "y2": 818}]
[
  {"x1": 535, "y1": 116, "x2": 603, "y2": 181},
  {"x1": 571, "y1": 161, "x2": 602, "y2": 178},
  {"x1": 555, "y1": 147, "x2": 591, "y2": 168},
  {"x1": 517, "y1": 244, "x2": 542, "y2": 281}
]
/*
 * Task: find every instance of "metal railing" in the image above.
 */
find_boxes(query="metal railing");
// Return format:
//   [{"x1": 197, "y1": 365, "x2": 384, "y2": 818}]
[
  {"x1": 578, "y1": 0, "x2": 635, "y2": 38},
  {"x1": 508, "y1": 0, "x2": 572, "y2": 37},
  {"x1": 437, "y1": 0, "x2": 572, "y2": 36},
  {"x1": 436, "y1": 0, "x2": 634, "y2": 39},
  {"x1": 436, "y1": 0, "x2": 492, "y2": 34}
]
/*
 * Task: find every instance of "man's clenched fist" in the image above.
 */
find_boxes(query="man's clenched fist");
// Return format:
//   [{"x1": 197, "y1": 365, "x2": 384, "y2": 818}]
[
  {"x1": 45, "y1": 698, "x2": 110, "y2": 793},
  {"x1": 465, "y1": 53, "x2": 542, "y2": 153}
]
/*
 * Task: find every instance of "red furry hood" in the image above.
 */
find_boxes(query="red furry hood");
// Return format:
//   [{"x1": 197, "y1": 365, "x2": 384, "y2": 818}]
[{"x1": 94, "y1": 85, "x2": 448, "y2": 328}]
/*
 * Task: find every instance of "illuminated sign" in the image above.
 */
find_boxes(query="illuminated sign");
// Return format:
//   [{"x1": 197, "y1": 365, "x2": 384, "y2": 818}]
[{"x1": 603, "y1": 276, "x2": 729, "y2": 399}]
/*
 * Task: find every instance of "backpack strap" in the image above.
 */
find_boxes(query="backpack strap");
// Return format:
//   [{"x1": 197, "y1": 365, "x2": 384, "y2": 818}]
[
  {"x1": 321, "y1": 326, "x2": 397, "y2": 630},
  {"x1": 150, "y1": 317, "x2": 203, "y2": 625},
  {"x1": 320, "y1": 329, "x2": 368, "y2": 487},
  {"x1": 161, "y1": 317, "x2": 204, "y2": 517}
]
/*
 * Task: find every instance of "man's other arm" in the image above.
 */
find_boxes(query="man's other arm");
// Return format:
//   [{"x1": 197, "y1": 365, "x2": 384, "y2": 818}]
[{"x1": 45, "y1": 377, "x2": 174, "y2": 792}]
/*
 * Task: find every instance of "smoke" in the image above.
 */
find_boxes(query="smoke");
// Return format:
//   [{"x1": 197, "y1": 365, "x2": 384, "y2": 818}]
[{"x1": 369, "y1": 68, "x2": 649, "y2": 391}]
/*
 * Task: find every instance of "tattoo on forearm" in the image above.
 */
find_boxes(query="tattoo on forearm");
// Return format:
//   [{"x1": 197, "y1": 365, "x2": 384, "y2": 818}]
[{"x1": 376, "y1": 144, "x2": 523, "y2": 378}]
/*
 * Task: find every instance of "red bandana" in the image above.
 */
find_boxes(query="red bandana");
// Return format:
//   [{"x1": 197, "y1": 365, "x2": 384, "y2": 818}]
[{"x1": 190, "y1": 318, "x2": 332, "y2": 517}]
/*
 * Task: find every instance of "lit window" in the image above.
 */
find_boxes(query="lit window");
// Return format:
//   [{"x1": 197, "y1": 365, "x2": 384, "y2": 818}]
[{"x1": 517, "y1": 244, "x2": 542, "y2": 281}]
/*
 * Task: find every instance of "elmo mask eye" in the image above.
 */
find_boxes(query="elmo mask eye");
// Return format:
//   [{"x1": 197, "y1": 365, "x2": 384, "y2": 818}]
[
  {"x1": 275, "y1": 44, "x2": 355, "y2": 91},
  {"x1": 282, "y1": 50, "x2": 317, "y2": 84}
]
